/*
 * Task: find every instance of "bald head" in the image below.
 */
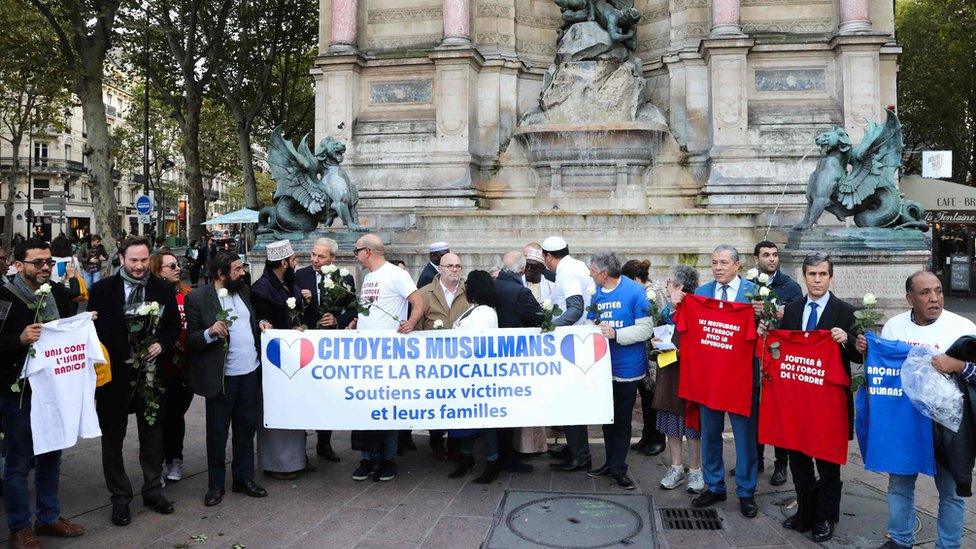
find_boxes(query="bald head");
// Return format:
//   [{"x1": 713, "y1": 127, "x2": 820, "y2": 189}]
[
  {"x1": 438, "y1": 253, "x2": 462, "y2": 286},
  {"x1": 356, "y1": 234, "x2": 385, "y2": 255},
  {"x1": 502, "y1": 251, "x2": 525, "y2": 274},
  {"x1": 354, "y1": 233, "x2": 386, "y2": 271}
]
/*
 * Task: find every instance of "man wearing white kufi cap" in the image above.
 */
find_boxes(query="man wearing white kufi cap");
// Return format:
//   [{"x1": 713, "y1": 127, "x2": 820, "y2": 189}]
[
  {"x1": 541, "y1": 236, "x2": 596, "y2": 474},
  {"x1": 417, "y1": 242, "x2": 449, "y2": 289}
]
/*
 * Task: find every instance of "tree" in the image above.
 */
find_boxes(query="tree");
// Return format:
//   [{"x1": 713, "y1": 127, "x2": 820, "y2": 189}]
[
  {"x1": 897, "y1": 0, "x2": 976, "y2": 185},
  {"x1": 29, "y1": 0, "x2": 124, "y2": 242},
  {"x1": 262, "y1": 45, "x2": 316, "y2": 141},
  {"x1": 0, "y1": 0, "x2": 71, "y2": 248}
]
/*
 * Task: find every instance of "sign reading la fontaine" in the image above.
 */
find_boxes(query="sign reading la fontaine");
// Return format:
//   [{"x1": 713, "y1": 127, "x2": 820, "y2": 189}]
[{"x1": 261, "y1": 326, "x2": 613, "y2": 430}]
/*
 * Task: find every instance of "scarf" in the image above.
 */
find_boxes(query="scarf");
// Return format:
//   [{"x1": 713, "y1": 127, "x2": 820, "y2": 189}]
[
  {"x1": 119, "y1": 268, "x2": 148, "y2": 305},
  {"x1": 10, "y1": 275, "x2": 59, "y2": 322}
]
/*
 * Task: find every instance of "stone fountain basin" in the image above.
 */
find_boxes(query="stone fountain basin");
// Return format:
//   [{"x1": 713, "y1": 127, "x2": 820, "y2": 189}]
[{"x1": 513, "y1": 121, "x2": 670, "y2": 166}]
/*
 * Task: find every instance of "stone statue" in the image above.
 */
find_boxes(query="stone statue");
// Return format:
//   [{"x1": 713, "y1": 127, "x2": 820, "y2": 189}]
[
  {"x1": 794, "y1": 109, "x2": 928, "y2": 232},
  {"x1": 257, "y1": 127, "x2": 365, "y2": 236}
]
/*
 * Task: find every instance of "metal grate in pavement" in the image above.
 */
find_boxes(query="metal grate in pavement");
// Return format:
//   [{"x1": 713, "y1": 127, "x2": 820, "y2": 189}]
[{"x1": 658, "y1": 507, "x2": 724, "y2": 531}]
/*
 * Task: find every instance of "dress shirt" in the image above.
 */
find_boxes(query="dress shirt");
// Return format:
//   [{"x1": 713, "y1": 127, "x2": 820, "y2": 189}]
[
  {"x1": 440, "y1": 281, "x2": 459, "y2": 308},
  {"x1": 203, "y1": 292, "x2": 259, "y2": 376},
  {"x1": 712, "y1": 276, "x2": 741, "y2": 301},
  {"x1": 800, "y1": 292, "x2": 831, "y2": 330}
]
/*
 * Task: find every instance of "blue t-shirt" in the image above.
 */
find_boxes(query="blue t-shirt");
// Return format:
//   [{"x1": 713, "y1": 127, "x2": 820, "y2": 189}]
[
  {"x1": 854, "y1": 332, "x2": 936, "y2": 476},
  {"x1": 588, "y1": 276, "x2": 648, "y2": 379}
]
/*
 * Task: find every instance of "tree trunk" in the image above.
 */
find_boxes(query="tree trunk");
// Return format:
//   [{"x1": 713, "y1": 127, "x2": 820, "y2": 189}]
[
  {"x1": 4, "y1": 136, "x2": 22, "y2": 249},
  {"x1": 75, "y1": 53, "x2": 119, "y2": 243},
  {"x1": 183, "y1": 85, "x2": 206, "y2": 243},
  {"x1": 235, "y1": 121, "x2": 258, "y2": 210}
]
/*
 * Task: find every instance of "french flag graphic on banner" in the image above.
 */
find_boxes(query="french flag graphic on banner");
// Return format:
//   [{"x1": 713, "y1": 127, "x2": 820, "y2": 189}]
[{"x1": 559, "y1": 333, "x2": 608, "y2": 375}]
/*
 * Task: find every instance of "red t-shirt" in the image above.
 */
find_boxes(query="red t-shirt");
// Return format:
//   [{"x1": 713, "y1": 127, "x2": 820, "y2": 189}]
[
  {"x1": 675, "y1": 294, "x2": 758, "y2": 416},
  {"x1": 757, "y1": 329, "x2": 850, "y2": 465}
]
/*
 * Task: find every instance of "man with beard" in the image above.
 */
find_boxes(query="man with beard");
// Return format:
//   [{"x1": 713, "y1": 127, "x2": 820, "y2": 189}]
[
  {"x1": 185, "y1": 252, "x2": 271, "y2": 506},
  {"x1": 0, "y1": 239, "x2": 85, "y2": 548},
  {"x1": 251, "y1": 240, "x2": 309, "y2": 480},
  {"x1": 88, "y1": 236, "x2": 179, "y2": 526},
  {"x1": 295, "y1": 237, "x2": 355, "y2": 463}
]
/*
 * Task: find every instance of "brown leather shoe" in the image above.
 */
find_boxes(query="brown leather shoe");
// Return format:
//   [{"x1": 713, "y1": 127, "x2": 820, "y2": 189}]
[
  {"x1": 35, "y1": 517, "x2": 85, "y2": 538},
  {"x1": 9, "y1": 528, "x2": 41, "y2": 549}
]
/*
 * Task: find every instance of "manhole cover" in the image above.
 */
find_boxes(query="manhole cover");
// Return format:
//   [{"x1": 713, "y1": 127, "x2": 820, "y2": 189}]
[
  {"x1": 659, "y1": 507, "x2": 723, "y2": 530},
  {"x1": 485, "y1": 491, "x2": 655, "y2": 548}
]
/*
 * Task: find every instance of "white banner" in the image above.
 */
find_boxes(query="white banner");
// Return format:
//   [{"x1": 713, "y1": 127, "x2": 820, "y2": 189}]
[{"x1": 260, "y1": 326, "x2": 613, "y2": 430}]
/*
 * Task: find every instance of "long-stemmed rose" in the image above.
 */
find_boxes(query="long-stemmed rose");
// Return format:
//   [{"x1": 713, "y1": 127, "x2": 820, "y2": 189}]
[
  {"x1": 747, "y1": 270, "x2": 780, "y2": 384},
  {"x1": 540, "y1": 300, "x2": 564, "y2": 333},
  {"x1": 287, "y1": 296, "x2": 307, "y2": 329},
  {"x1": 12, "y1": 283, "x2": 55, "y2": 405},
  {"x1": 126, "y1": 301, "x2": 165, "y2": 425},
  {"x1": 851, "y1": 293, "x2": 885, "y2": 391},
  {"x1": 215, "y1": 288, "x2": 237, "y2": 392}
]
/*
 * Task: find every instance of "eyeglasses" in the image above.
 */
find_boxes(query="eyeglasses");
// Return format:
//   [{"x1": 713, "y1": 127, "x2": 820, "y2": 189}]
[
  {"x1": 353, "y1": 247, "x2": 370, "y2": 255},
  {"x1": 162, "y1": 262, "x2": 179, "y2": 270},
  {"x1": 441, "y1": 264, "x2": 462, "y2": 270},
  {"x1": 23, "y1": 259, "x2": 55, "y2": 268}
]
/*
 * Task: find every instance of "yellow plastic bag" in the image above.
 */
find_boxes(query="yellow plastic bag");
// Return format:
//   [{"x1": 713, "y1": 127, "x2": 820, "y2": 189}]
[{"x1": 95, "y1": 342, "x2": 111, "y2": 387}]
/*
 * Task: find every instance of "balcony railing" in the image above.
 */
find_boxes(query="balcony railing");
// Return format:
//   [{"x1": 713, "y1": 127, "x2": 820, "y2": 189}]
[{"x1": 0, "y1": 157, "x2": 85, "y2": 175}]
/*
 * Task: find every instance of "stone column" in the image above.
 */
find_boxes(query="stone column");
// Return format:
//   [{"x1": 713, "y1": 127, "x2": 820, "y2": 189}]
[
  {"x1": 710, "y1": 0, "x2": 742, "y2": 36},
  {"x1": 838, "y1": 0, "x2": 872, "y2": 34},
  {"x1": 441, "y1": 0, "x2": 472, "y2": 47},
  {"x1": 329, "y1": 0, "x2": 358, "y2": 53}
]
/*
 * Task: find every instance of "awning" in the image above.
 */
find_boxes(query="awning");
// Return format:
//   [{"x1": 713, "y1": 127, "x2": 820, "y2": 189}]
[
  {"x1": 901, "y1": 175, "x2": 976, "y2": 224},
  {"x1": 201, "y1": 208, "x2": 260, "y2": 225}
]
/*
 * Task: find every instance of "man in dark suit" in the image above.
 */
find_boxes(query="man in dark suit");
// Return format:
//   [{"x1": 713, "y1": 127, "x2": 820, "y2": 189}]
[
  {"x1": 777, "y1": 251, "x2": 858, "y2": 543},
  {"x1": 416, "y1": 241, "x2": 449, "y2": 289},
  {"x1": 0, "y1": 246, "x2": 10, "y2": 285},
  {"x1": 0, "y1": 239, "x2": 86, "y2": 547},
  {"x1": 87, "y1": 236, "x2": 179, "y2": 527},
  {"x1": 185, "y1": 252, "x2": 270, "y2": 507},
  {"x1": 294, "y1": 237, "x2": 356, "y2": 462}
]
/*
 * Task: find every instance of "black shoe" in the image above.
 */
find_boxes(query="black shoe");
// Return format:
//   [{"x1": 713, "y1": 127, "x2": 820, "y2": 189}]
[
  {"x1": 204, "y1": 488, "x2": 224, "y2": 507},
  {"x1": 644, "y1": 442, "x2": 666, "y2": 456},
  {"x1": 586, "y1": 464, "x2": 611, "y2": 477},
  {"x1": 812, "y1": 520, "x2": 834, "y2": 542},
  {"x1": 377, "y1": 460, "x2": 397, "y2": 481},
  {"x1": 352, "y1": 459, "x2": 374, "y2": 481},
  {"x1": 110, "y1": 503, "x2": 131, "y2": 526},
  {"x1": 611, "y1": 474, "x2": 636, "y2": 490},
  {"x1": 549, "y1": 459, "x2": 592, "y2": 472},
  {"x1": 473, "y1": 460, "x2": 501, "y2": 484},
  {"x1": 781, "y1": 513, "x2": 812, "y2": 533},
  {"x1": 232, "y1": 480, "x2": 268, "y2": 498},
  {"x1": 449, "y1": 454, "x2": 476, "y2": 478},
  {"x1": 770, "y1": 464, "x2": 788, "y2": 486},
  {"x1": 500, "y1": 458, "x2": 533, "y2": 474},
  {"x1": 317, "y1": 443, "x2": 340, "y2": 462},
  {"x1": 692, "y1": 490, "x2": 727, "y2": 508},
  {"x1": 739, "y1": 497, "x2": 758, "y2": 518},
  {"x1": 630, "y1": 438, "x2": 649, "y2": 451},
  {"x1": 143, "y1": 495, "x2": 174, "y2": 515},
  {"x1": 547, "y1": 445, "x2": 571, "y2": 459}
]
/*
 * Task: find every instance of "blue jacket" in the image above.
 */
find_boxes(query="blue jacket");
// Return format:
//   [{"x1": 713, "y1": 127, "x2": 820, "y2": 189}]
[
  {"x1": 768, "y1": 270, "x2": 803, "y2": 305},
  {"x1": 694, "y1": 277, "x2": 757, "y2": 304}
]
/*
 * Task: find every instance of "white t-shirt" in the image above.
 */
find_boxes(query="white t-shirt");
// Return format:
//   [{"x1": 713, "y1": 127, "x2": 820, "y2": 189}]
[
  {"x1": 50, "y1": 256, "x2": 79, "y2": 284},
  {"x1": 24, "y1": 312, "x2": 104, "y2": 455},
  {"x1": 358, "y1": 262, "x2": 418, "y2": 331},
  {"x1": 551, "y1": 255, "x2": 595, "y2": 326},
  {"x1": 454, "y1": 304, "x2": 498, "y2": 330},
  {"x1": 881, "y1": 309, "x2": 976, "y2": 352}
]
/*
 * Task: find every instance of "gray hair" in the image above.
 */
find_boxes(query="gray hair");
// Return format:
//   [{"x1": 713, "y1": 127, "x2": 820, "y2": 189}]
[
  {"x1": 713, "y1": 245, "x2": 740, "y2": 263},
  {"x1": 802, "y1": 251, "x2": 833, "y2": 276},
  {"x1": 671, "y1": 265, "x2": 699, "y2": 292},
  {"x1": 501, "y1": 251, "x2": 526, "y2": 274},
  {"x1": 313, "y1": 237, "x2": 339, "y2": 254},
  {"x1": 590, "y1": 252, "x2": 622, "y2": 278}
]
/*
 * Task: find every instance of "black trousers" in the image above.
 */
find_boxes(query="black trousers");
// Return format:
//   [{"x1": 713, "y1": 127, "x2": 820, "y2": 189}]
[
  {"x1": 637, "y1": 379, "x2": 665, "y2": 443},
  {"x1": 205, "y1": 370, "x2": 259, "y2": 490},
  {"x1": 96, "y1": 398, "x2": 164, "y2": 505},
  {"x1": 759, "y1": 443, "x2": 789, "y2": 468},
  {"x1": 788, "y1": 450, "x2": 842, "y2": 523},
  {"x1": 162, "y1": 376, "x2": 194, "y2": 463},
  {"x1": 604, "y1": 380, "x2": 640, "y2": 475},
  {"x1": 316, "y1": 430, "x2": 333, "y2": 452}
]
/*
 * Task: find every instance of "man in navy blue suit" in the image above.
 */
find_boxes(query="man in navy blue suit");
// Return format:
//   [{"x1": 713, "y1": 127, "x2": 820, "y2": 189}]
[{"x1": 670, "y1": 245, "x2": 761, "y2": 518}]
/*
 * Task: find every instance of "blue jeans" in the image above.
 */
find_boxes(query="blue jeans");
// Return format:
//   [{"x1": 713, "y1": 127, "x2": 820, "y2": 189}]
[
  {"x1": 82, "y1": 269, "x2": 102, "y2": 288},
  {"x1": 1, "y1": 396, "x2": 61, "y2": 534},
  {"x1": 699, "y1": 387, "x2": 759, "y2": 498},
  {"x1": 361, "y1": 431, "x2": 398, "y2": 462},
  {"x1": 887, "y1": 465, "x2": 965, "y2": 549}
]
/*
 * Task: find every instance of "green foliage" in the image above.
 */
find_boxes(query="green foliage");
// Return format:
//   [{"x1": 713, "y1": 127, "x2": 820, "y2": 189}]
[{"x1": 897, "y1": 0, "x2": 976, "y2": 185}]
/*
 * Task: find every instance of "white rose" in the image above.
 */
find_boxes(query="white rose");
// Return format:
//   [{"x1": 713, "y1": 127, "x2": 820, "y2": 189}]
[
  {"x1": 339, "y1": 267, "x2": 350, "y2": 277},
  {"x1": 757, "y1": 273, "x2": 770, "y2": 284},
  {"x1": 286, "y1": 297, "x2": 297, "y2": 309},
  {"x1": 325, "y1": 264, "x2": 338, "y2": 274},
  {"x1": 863, "y1": 293, "x2": 877, "y2": 307},
  {"x1": 585, "y1": 286, "x2": 596, "y2": 296},
  {"x1": 136, "y1": 303, "x2": 152, "y2": 316},
  {"x1": 542, "y1": 300, "x2": 553, "y2": 311},
  {"x1": 149, "y1": 301, "x2": 160, "y2": 314},
  {"x1": 319, "y1": 265, "x2": 329, "y2": 275},
  {"x1": 217, "y1": 288, "x2": 229, "y2": 299},
  {"x1": 645, "y1": 287, "x2": 656, "y2": 301},
  {"x1": 433, "y1": 319, "x2": 444, "y2": 329},
  {"x1": 746, "y1": 268, "x2": 760, "y2": 280},
  {"x1": 759, "y1": 286, "x2": 770, "y2": 297},
  {"x1": 322, "y1": 278, "x2": 336, "y2": 290}
]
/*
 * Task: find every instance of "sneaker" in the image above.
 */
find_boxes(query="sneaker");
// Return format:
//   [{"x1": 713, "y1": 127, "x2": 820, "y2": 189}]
[
  {"x1": 377, "y1": 460, "x2": 397, "y2": 482},
  {"x1": 660, "y1": 466, "x2": 686, "y2": 490},
  {"x1": 165, "y1": 458, "x2": 184, "y2": 482},
  {"x1": 686, "y1": 469, "x2": 706, "y2": 494},
  {"x1": 352, "y1": 459, "x2": 374, "y2": 481}
]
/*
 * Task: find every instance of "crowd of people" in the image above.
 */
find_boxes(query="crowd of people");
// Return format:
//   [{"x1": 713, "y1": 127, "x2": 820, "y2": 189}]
[{"x1": 0, "y1": 229, "x2": 972, "y2": 549}]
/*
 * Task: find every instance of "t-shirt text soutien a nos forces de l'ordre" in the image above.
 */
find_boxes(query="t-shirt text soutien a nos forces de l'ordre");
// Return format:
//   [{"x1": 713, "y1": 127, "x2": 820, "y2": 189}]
[
  {"x1": 357, "y1": 261, "x2": 419, "y2": 331},
  {"x1": 675, "y1": 294, "x2": 758, "y2": 417},
  {"x1": 24, "y1": 312, "x2": 105, "y2": 455},
  {"x1": 758, "y1": 329, "x2": 850, "y2": 465}
]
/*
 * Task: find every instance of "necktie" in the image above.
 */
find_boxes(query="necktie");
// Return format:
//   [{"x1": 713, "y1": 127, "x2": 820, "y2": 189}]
[
  {"x1": 127, "y1": 282, "x2": 145, "y2": 305},
  {"x1": 720, "y1": 284, "x2": 730, "y2": 302},
  {"x1": 805, "y1": 302, "x2": 819, "y2": 331}
]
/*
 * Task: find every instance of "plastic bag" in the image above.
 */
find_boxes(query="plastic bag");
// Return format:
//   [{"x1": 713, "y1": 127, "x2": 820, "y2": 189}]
[{"x1": 900, "y1": 345, "x2": 964, "y2": 432}]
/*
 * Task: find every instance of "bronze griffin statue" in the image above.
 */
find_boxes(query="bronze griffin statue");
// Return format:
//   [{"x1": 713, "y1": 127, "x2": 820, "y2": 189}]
[
  {"x1": 257, "y1": 127, "x2": 365, "y2": 236},
  {"x1": 794, "y1": 109, "x2": 927, "y2": 232}
]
